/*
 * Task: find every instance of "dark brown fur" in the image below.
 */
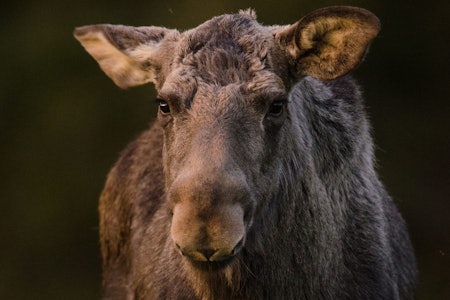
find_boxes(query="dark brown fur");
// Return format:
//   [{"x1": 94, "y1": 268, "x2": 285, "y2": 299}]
[{"x1": 75, "y1": 6, "x2": 417, "y2": 299}]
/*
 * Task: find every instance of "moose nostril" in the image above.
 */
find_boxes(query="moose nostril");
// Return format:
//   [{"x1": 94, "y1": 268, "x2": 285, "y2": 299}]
[{"x1": 199, "y1": 248, "x2": 217, "y2": 260}]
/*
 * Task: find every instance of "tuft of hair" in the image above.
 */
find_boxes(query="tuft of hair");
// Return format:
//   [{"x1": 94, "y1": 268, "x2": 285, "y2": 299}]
[{"x1": 239, "y1": 8, "x2": 257, "y2": 19}]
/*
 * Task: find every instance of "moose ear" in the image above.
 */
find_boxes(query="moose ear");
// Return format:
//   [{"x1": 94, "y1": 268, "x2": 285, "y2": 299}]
[
  {"x1": 274, "y1": 6, "x2": 380, "y2": 80},
  {"x1": 74, "y1": 25, "x2": 179, "y2": 89}
]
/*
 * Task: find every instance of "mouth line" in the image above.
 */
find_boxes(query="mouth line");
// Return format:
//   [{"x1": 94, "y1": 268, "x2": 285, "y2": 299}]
[{"x1": 187, "y1": 256, "x2": 235, "y2": 271}]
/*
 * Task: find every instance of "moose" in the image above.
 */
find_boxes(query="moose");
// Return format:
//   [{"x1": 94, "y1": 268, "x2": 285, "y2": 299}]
[{"x1": 75, "y1": 6, "x2": 417, "y2": 299}]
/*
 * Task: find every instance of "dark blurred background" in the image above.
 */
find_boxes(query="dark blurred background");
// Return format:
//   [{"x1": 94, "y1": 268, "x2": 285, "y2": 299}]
[{"x1": 1, "y1": 0, "x2": 448, "y2": 299}]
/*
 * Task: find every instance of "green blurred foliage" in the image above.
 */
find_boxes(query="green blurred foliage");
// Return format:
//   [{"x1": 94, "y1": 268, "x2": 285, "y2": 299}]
[{"x1": 0, "y1": 0, "x2": 448, "y2": 299}]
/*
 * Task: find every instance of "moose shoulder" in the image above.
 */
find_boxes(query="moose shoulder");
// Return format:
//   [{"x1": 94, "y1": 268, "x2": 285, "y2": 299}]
[{"x1": 74, "y1": 6, "x2": 417, "y2": 299}]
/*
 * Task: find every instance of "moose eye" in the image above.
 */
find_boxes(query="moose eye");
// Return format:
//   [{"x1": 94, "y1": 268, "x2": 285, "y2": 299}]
[
  {"x1": 158, "y1": 100, "x2": 171, "y2": 114},
  {"x1": 267, "y1": 100, "x2": 285, "y2": 117}
]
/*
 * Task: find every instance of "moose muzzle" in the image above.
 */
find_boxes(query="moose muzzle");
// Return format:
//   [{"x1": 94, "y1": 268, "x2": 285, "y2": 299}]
[{"x1": 169, "y1": 169, "x2": 251, "y2": 262}]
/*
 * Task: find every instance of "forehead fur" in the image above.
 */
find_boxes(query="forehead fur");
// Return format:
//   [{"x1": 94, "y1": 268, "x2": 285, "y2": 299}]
[{"x1": 169, "y1": 11, "x2": 276, "y2": 88}]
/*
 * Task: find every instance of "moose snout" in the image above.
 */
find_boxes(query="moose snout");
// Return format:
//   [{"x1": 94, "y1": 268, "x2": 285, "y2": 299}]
[
  {"x1": 171, "y1": 200, "x2": 247, "y2": 262},
  {"x1": 169, "y1": 171, "x2": 251, "y2": 263}
]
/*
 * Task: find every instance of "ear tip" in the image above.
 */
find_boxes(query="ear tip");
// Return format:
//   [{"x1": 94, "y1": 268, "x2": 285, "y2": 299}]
[
  {"x1": 323, "y1": 6, "x2": 382, "y2": 38},
  {"x1": 73, "y1": 27, "x2": 83, "y2": 38},
  {"x1": 73, "y1": 25, "x2": 107, "y2": 40},
  {"x1": 73, "y1": 26, "x2": 96, "y2": 41},
  {"x1": 73, "y1": 25, "x2": 91, "y2": 37},
  {"x1": 306, "y1": 6, "x2": 381, "y2": 28},
  {"x1": 355, "y1": 7, "x2": 381, "y2": 31},
  {"x1": 336, "y1": 6, "x2": 381, "y2": 29}
]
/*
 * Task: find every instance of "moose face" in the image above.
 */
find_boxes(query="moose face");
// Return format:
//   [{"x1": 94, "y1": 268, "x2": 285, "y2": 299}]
[
  {"x1": 157, "y1": 14, "x2": 292, "y2": 263},
  {"x1": 74, "y1": 7, "x2": 380, "y2": 265}
]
